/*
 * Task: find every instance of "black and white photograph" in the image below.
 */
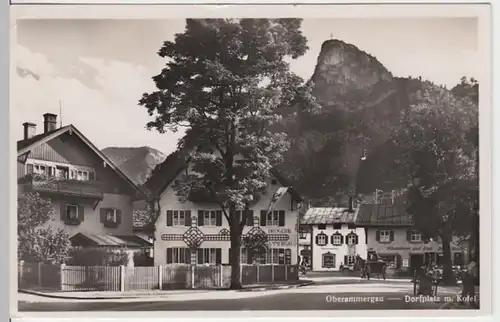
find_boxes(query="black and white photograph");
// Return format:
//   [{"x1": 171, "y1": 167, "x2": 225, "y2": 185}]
[{"x1": 11, "y1": 3, "x2": 490, "y2": 317}]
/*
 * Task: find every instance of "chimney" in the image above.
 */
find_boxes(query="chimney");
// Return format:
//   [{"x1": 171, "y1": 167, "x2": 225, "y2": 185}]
[
  {"x1": 43, "y1": 113, "x2": 58, "y2": 133},
  {"x1": 348, "y1": 196, "x2": 353, "y2": 212},
  {"x1": 22, "y1": 122, "x2": 36, "y2": 140}
]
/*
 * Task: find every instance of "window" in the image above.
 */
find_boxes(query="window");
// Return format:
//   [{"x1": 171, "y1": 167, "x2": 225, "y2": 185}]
[
  {"x1": 266, "y1": 210, "x2": 279, "y2": 226},
  {"x1": 347, "y1": 223, "x2": 356, "y2": 229},
  {"x1": 322, "y1": 252, "x2": 336, "y2": 268},
  {"x1": 201, "y1": 211, "x2": 217, "y2": 226},
  {"x1": 197, "y1": 248, "x2": 221, "y2": 264},
  {"x1": 166, "y1": 247, "x2": 190, "y2": 264},
  {"x1": 70, "y1": 168, "x2": 95, "y2": 181},
  {"x1": 105, "y1": 208, "x2": 117, "y2": 223},
  {"x1": 265, "y1": 248, "x2": 286, "y2": 264},
  {"x1": 299, "y1": 232, "x2": 308, "y2": 239},
  {"x1": 66, "y1": 205, "x2": 78, "y2": 220},
  {"x1": 316, "y1": 233, "x2": 327, "y2": 246},
  {"x1": 318, "y1": 224, "x2": 326, "y2": 230},
  {"x1": 331, "y1": 234, "x2": 342, "y2": 245},
  {"x1": 346, "y1": 255, "x2": 356, "y2": 266},
  {"x1": 173, "y1": 210, "x2": 187, "y2": 226},
  {"x1": 346, "y1": 233, "x2": 358, "y2": 245},
  {"x1": 379, "y1": 230, "x2": 391, "y2": 243},
  {"x1": 333, "y1": 223, "x2": 341, "y2": 230},
  {"x1": 379, "y1": 254, "x2": 397, "y2": 268},
  {"x1": 410, "y1": 231, "x2": 422, "y2": 242}
]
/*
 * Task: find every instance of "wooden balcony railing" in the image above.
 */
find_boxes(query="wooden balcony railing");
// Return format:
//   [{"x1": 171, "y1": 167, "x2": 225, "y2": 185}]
[{"x1": 19, "y1": 175, "x2": 104, "y2": 199}]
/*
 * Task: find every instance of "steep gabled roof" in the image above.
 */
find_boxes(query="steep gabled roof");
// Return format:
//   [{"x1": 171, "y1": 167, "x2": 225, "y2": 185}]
[
  {"x1": 144, "y1": 131, "x2": 302, "y2": 202},
  {"x1": 17, "y1": 124, "x2": 146, "y2": 199},
  {"x1": 301, "y1": 207, "x2": 359, "y2": 225},
  {"x1": 355, "y1": 203, "x2": 413, "y2": 227}
]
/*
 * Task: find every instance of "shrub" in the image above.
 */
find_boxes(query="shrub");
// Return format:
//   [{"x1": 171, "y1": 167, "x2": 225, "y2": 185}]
[{"x1": 67, "y1": 247, "x2": 130, "y2": 266}]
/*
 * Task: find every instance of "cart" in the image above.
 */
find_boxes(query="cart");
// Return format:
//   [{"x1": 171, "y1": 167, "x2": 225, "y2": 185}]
[
  {"x1": 361, "y1": 260, "x2": 387, "y2": 280},
  {"x1": 413, "y1": 267, "x2": 440, "y2": 296}
]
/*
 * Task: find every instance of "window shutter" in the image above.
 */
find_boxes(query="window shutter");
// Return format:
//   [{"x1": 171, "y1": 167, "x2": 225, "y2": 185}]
[
  {"x1": 166, "y1": 248, "x2": 173, "y2": 264},
  {"x1": 345, "y1": 235, "x2": 349, "y2": 245},
  {"x1": 355, "y1": 234, "x2": 359, "y2": 245},
  {"x1": 198, "y1": 211, "x2": 204, "y2": 226},
  {"x1": 315, "y1": 235, "x2": 320, "y2": 245},
  {"x1": 185, "y1": 211, "x2": 192, "y2": 226},
  {"x1": 407, "y1": 230, "x2": 411, "y2": 242},
  {"x1": 344, "y1": 255, "x2": 348, "y2": 265},
  {"x1": 60, "y1": 203, "x2": 66, "y2": 221},
  {"x1": 166, "y1": 210, "x2": 173, "y2": 226},
  {"x1": 278, "y1": 210, "x2": 285, "y2": 227},
  {"x1": 228, "y1": 248, "x2": 232, "y2": 264},
  {"x1": 246, "y1": 210, "x2": 254, "y2": 227},
  {"x1": 197, "y1": 249, "x2": 204, "y2": 264},
  {"x1": 115, "y1": 209, "x2": 122, "y2": 225},
  {"x1": 330, "y1": 235, "x2": 334, "y2": 245},
  {"x1": 216, "y1": 210, "x2": 222, "y2": 226},
  {"x1": 89, "y1": 172, "x2": 95, "y2": 180},
  {"x1": 77, "y1": 205, "x2": 85, "y2": 222},
  {"x1": 184, "y1": 249, "x2": 191, "y2": 264},
  {"x1": 389, "y1": 230, "x2": 395, "y2": 242},
  {"x1": 375, "y1": 229, "x2": 380, "y2": 242},
  {"x1": 26, "y1": 164, "x2": 33, "y2": 174},
  {"x1": 340, "y1": 235, "x2": 344, "y2": 244},
  {"x1": 215, "y1": 248, "x2": 222, "y2": 265},
  {"x1": 260, "y1": 210, "x2": 267, "y2": 226}
]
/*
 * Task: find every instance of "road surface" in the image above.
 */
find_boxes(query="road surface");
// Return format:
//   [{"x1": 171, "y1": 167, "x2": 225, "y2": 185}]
[{"x1": 18, "y1": 281, "x2": 478, "y2": 311}]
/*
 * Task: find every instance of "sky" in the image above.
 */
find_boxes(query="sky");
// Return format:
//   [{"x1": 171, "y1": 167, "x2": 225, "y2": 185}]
[{"x1": 14, "y1": 18, "x2": 478, "y2": 156}]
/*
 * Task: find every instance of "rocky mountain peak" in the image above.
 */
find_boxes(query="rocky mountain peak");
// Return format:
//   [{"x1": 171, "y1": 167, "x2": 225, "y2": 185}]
[{"x1": 311, "y1": 39, "x2": 394, "y2": 107}]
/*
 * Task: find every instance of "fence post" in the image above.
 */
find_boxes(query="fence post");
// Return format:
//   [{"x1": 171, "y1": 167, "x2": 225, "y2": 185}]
[
  {"x1": 37, "y1": 262, "x2": 43, "y2": 287},
  {"x1": 285, "y1": 265, "x2": 288, "y2": 281},
  {"x1": 271, "y1": 264, "x2": 274, "y2": 282},
  {"x1": 191, "y1": 265, "x2": 195, "y2": 289},
  {"x1": 219, "y1": 265, "x2": 223, "y2": 288},
  {"x1": 158, "y1": 265, "x2": 163, "y2": 290},
  {"x1": 256, "y1": 264, "x2": 260, "y2": 283},
  {"x1": 120, "y1": 265, "x2": 125, "y2": 292},
  {"x1": 240, "y1": 264, "x2": 243, "y2": 284},
  {"x1": 60, "y1": 264, "x2": 66, "y2": 291}
]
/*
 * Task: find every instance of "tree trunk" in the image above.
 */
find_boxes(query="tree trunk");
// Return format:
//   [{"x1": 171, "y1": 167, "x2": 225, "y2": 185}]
[
  {"x1": 229, "y1": 207, "x2": 243, "y2": 290},
  {"x1": 441, "y1": 233, "x2": 455, "y2": 285}
]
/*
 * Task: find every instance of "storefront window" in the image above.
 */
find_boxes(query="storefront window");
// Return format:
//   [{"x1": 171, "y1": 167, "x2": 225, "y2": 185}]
[
  {"x1": 379, "y1": 254, "x2": 397, "y2": 268},
  {"x1": 322, "y1": 252, "x2": 335, "y2": 268}
]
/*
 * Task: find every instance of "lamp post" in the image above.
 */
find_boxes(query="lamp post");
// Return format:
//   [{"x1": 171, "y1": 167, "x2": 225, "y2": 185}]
[{"x1": 349, "y1": 148, "x2": 368, "y2": 211}]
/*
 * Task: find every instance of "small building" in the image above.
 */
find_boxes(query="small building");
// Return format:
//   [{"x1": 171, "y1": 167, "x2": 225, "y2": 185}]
[
  {"x1": 17, "y1": 113, "x2": 151, "y2": 264},
  {"x1": 144, "y1": 137, "x2": 303, "y2": 267},
  {"x1": 302, "y1": 206, "x2": 367, "y2": 271},
  {"x1": 356, "y1": 203, "x2": 468, "y2": 274}
]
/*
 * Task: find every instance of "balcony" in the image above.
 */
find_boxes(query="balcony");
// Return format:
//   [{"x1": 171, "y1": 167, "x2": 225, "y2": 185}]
[{"x1": 19, "y1": 174, "x2": 104, "y2": 200}]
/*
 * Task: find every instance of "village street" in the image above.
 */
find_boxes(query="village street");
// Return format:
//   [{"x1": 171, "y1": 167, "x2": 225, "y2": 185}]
[{"x1": 18, "y1": 275, "x2": 478, "y2": 312}]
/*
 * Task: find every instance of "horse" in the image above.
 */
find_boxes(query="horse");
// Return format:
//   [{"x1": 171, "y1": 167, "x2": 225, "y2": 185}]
[
  {"x1": 354, "y1": 255, "x2": 387, "y2": 280},
  {"x1": 354, "y1": 255, "x2": 369, "y2": 279}
]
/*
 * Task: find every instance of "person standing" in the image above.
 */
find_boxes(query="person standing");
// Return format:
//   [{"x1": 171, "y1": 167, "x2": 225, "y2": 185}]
[{"x1": 461, "y1": 257, "x2": 478, "y2": 305}]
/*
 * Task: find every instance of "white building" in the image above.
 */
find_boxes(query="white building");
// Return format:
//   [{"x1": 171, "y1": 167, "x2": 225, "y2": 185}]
[
  {"x1": 144, "y1": 142, "x2": 303, "y2": 267},
  {"x1": 302, "y1": 207, "x2": 367, "y2": 271}
]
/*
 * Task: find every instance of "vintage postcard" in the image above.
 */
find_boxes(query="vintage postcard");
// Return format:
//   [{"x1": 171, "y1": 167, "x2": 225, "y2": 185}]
[{"x1": 10, "y1": 2, "x2": 491, "y2": 319}]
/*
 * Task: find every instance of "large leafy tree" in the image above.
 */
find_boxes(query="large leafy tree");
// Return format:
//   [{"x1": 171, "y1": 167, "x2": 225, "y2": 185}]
[
  {"x1": 139, "y1": 19, "x2": 317, "y2": 289},
  {"x1": 392, "y1": 78, "x2": 478, "y2": 284},
  {"x1": 18, "y1": 192, "x2": 71, "y2": 263}
]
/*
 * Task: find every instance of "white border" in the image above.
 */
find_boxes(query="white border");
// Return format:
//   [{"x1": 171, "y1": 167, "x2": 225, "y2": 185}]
[{"x1": 9, "y1": 2, "x2": 493, "y2": 320}]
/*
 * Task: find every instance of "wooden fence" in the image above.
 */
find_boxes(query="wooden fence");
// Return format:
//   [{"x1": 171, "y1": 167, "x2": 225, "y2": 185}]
[{"x1": 18, "y1": 262, "x2": 299, "y2": 292}]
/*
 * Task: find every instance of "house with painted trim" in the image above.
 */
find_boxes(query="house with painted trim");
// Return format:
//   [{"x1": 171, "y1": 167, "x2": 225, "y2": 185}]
[
  {"x1": 301, "y1": 205, "x2": 367, "y2": 271},
  {"x1": 356, "y1": 203, "x2": 469, "y2": 273},
  {"x1": 17, "y1": 113, "x2": 152, "y2": 263},
  {"x1": 144, "y1": 135, "x2": 303, "y2": 267}
]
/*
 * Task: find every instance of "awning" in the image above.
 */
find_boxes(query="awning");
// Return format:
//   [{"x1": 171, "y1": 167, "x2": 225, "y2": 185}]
[{"x1": 70, "y1": 233, "x2": 153, "y2": 248}]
